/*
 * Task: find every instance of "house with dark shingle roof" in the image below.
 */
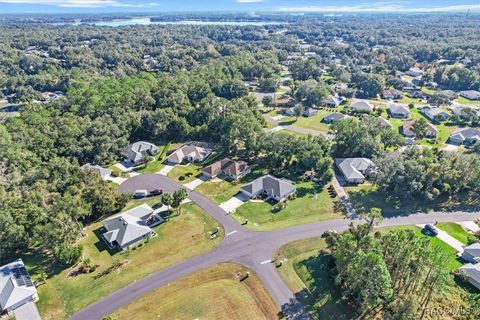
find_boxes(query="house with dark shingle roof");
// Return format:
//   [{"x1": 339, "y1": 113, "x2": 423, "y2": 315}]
[
  {"x1": 240, "y1": 175, "x2": 296, "y2": 202},
  {"x1": 202, "y1": 158, "x2": 250, "y2": 181},
  {"x1": 124, "y1": 141, "x2": 159, "y2": 165},
  {"x1": 335, "y1": 158, "x2": 374, "y2": 184},
  {"x1": 449, "y1": 128, "x2": 480, "y2": 146},
  {"x1": 102, "y1": 204, "x2": 163, "y2": 250}
]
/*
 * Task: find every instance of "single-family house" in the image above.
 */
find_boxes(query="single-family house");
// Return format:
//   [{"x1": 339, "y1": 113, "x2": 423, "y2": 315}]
[
  {"x1": 461, "y1": 243, "x2": 480, "y2": 264},
  {"x1": 41, "y1": 91, "x2": 64, "y2": 103},
  {"x1": 333, "y1": 83, "x2": 348, "y2": 91},
  {"x1": 349, "y1": 101, "x2": 374, "y2": 113},
  {"x1": 402, "y1": 119, "x2": 438, "y2": 138},
  {"x1": 405, "y1": 68, "x2": 424, "y2": 77},
  {"x1": 102, "y1": 204, "x2": 163, "y2": 250},
  {"x1": 0, "y1": 259, "x2": 38, "y2": 314},
  {"x1": 323, "y1": 113, "x2": 350, "y2": 124},
  {"x1": 202, "y1": 158, "x2": 250, "y2": 181},
  {"x1": 124, "y1": 141, "x2": 159, "y2": 165},
  {"x1": 325, "y1": 95, "x2": 341, "y2": 108},
  {"x1": 460, "y1": 90, "x2": 480, "y2": 101},
  {"x1": 166, "y1": 144, "x2": 212, "y2": 165},
  {"x1": 81, "y1": 163, "x2": 112, "y2": 180},
  {"x1": 438, "y1": 90, "x2": 458, "y2": 100},
  {"x1": 459, "y1": 263, "x2": 480, "y2": 290},
  {"x1": 240, "y1": 175, "x2": 296, "y2": 202},
  {"x1": 335, "y1": 158, "x2": 374, "y2": 184},
  {"x1": 388, "y1": 103, "x2": 411, "y2": 118},
  {"x1": 303, "y1": 108, "x2": 318, "y2": 117},
  {"x1": 383, "y1": 89, "x2": 403, "y2": 100},
  {"x1": 426, "y1": 81, "x2": 438, "y2": 89},
  {"x1": 284, "y1": 107, "x2": 296, "y2": 117},
  {"x1": 449, "y1": 128, "x2": 480, "y2": 146},
  {"x1": 378, "y1": 117, "x2": 392, "y2": 127},
  {"x1": 408, "y1": 90, "x2": 429, "y2": 100},
  {"x1": 420, "y1": 107, "x2": 450, "y2": 122},
  {"x1": 275, "y1": 95, "x2": 296, "y2": 107}
]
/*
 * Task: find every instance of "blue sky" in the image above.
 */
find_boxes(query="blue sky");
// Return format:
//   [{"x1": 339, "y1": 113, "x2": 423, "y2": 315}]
[{"x1": 0, "y1": 0, "x2": 479, "y2": 14}]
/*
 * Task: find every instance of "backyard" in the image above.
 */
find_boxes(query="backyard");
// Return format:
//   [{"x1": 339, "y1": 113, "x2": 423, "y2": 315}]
[
  {"x1": 109, "y1": 263, "x2": 279, "y2": 320},
  {"x1": 231, "y1": 180, "x2": 342, "y2": 231},
  {"x1": 24, "y1": 201, "x2": 223, "y2": 319}
]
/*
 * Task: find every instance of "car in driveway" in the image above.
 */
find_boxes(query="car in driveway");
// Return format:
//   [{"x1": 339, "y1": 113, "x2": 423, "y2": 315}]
[
  {"x1": 423, "y1": 224, "x2": 438, "y2": 236},
  {"x1": 133, "y1": 189, "x2": 149, "y2": 199}
]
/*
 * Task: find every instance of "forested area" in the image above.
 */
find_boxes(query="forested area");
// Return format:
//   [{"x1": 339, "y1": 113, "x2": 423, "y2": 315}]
[{"x1": 1, "y1": 13, "x2": 480, "y2": 266}]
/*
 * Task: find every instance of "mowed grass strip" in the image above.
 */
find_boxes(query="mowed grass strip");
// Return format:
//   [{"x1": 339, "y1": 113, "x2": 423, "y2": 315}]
[
  {"x1": 32, "y1": 203, "x2": 222, "y2": 319},
  {"x1": 232, "y1": 181, "x2": 342, "y2": 231},
  {"x1": 109, "y1": 263, "x2": 279, "y2": 320},
  {"x1": 436, "y1": 222, "x2": 476, "y2": 245}
]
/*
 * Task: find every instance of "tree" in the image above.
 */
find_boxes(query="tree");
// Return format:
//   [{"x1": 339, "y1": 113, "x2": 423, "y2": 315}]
[
  {"x1": 293, "y1": 104, "x2": 305, "y2": 120},
  {"x1": 171, "y1": 188, "x2": 188, "y2": 216},
  {"x1": 161, "y1": 193, "x2": 174, "y2": 212},
  {"x1": 262, "y1": 95, "x2": 273, "y2": 108},
  {"x1": 411, "y1": 118, "x2": 428, "y2": 138}
]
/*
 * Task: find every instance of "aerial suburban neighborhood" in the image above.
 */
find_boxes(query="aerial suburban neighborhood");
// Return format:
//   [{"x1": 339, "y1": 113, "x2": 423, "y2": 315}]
[{"x1": 1, "y1": 3, "x2": 480, "y2": 320}]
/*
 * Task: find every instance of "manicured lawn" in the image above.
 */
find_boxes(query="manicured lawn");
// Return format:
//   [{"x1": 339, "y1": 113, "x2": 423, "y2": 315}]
[
  {"x1": 232, "y1": 181, "x2": 342, "y2": 231},
  {"x1": 168, "y1": 163, "x2": 203, "y2": 184},
  {"x1": 344, "y1": 184, "x2": 480, "y2": 216},
  {"x1": 277, "y1": 226, "x2": 467, "y2": 320},
  {"x1": 135, "y1": 143, "x2": 170, "y2": 174},
  {"x1": 283, "y1": 110, "x2": 334, "y2": 133},
  {"x1": 27, "y1": 202, "x2": 222, "y2": 319},
  {"x1": 195, "y1": 179, "x2": 242, "y2": 204},
  {"x1": 437, "y1": 223, "x2": 476, "y2": 245},
  {"x1": 109, "y1": 263, "x2": 279, "y2": 320},
  {"x1": 456, "y1": 96, "x2": 480, "y2": 105}
]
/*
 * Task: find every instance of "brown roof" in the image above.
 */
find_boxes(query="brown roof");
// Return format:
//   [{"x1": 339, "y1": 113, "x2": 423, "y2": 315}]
[
  {"x1": 403, "y1": 119, "x2": 438, "y2": 133},
  {"x1": 202, "y1": 158, "x2": 249, "y2": 178}
]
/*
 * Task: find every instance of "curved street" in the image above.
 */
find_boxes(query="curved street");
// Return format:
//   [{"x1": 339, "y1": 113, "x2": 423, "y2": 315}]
[{"x1": 71, "y1": 173, "x2": 480, "y2": 320}]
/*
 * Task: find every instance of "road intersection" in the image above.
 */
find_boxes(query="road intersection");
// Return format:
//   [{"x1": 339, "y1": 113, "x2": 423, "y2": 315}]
[{"x1": 70, "y1": 173, "x2": 480, "y2": 320}]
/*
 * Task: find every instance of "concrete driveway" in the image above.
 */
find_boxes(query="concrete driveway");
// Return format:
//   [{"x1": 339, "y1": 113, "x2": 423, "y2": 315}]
[
  {"x1": 184, "y1": 175, "x2": 209, "y2": 190},
  {"x1": 105, "y1": 176, "x2": 127, "y2": 185},
  {"x1": 220, "y1": 193, "x2": 249, "y2": 213},
  {"x1": 457, "y1": 221, "x2": 480, "y2": 233},
  {"x1": 157, "y1": 164, "x2": 175, "y2": 176},
  {"x1": 417, "y1": 224, "x2": 466, "y2": 252}
]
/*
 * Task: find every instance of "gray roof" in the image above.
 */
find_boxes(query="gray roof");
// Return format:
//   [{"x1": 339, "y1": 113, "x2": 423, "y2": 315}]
[
  {"x1": 460, "y1": 263, "x2": 480, "y2": 283},
  {"x1": 388, "y1": 103, "x2": 410, "y2": 116},
  {"x1": 450, "y1": 128, "x2": 480, "y2": 142},
  {"x1": 464, "y1": 243, "x2": 480, "y2": 259},
  {"x1": 350, "y1": 101, "x2": 373, "y2": 111},
  {"x1": 124, "y1": 141, "x2": 159, "y2": 163},
  {"x1": 325, "y1": 96, "x2": 340, "y2": 106},
  {"x1": 324, "y1": 113, "x2": 349, "y2": 122},
  {"x1": 241, "y1": 175, "x2": 296, "y2": 198},
  {"x1": 336, "y1": 158, "x2": 374, "y2": 181},
  {"x1": 81, "y1": 163, "x2": 112, "y2": 178},
  {"x1": 0, "y1": 259, "x2": 37, "y2": 311},
  {"x1": 103, "y1": 204, "x2": 155, "y2": 248}
]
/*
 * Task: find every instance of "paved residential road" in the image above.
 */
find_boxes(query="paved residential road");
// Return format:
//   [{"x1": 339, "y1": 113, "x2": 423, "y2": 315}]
[{"x1": 72, "y1": 174, "x2": 480, "y2": 320}]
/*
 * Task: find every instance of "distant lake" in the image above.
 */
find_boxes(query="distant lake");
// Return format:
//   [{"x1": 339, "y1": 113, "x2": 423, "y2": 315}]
[{"x1": 53, "y1": 18, "x2": 286, "y2": 27}]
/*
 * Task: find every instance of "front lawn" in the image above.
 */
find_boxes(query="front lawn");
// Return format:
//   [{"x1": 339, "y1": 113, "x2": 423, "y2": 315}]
[
  {"x1": 109, "y1": 263, "x2": 279, "y2": 320},
  {"x1": 168, "y1": 163, "x2": 203, "y2": 184},
  {"x1": 456, "y1": 96, "x2": 480, "y2": 106},
  {"x1": 232, "y1": 181, "x2": 342, "y2": 231},
  {"x1": 135, "y1": 143, "x2": 173, "y2": 174},
  {"x1": 437, "y1": 223, "x2": 477, "y2": 245},
  {"x1": 27, "y1": 202, "x2": 222, "y2": 319}
]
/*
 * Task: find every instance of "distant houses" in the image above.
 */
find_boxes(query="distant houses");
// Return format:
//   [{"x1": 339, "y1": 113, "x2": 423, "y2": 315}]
[
  {"x1": 240, "y1": 175, "x2": 296, "y2": 203},
  {"x1": 419, "y1": 106, "x2": 450, "y2": 122},
  {"x1": 102, "y1": 204, "x2": 163, "y2": 251},
  {"x1": 325, "y1": 95, "x2": 342, "y2": 108},
  {"x1": 388, "y1": 103, "x2": 411, "y2": 118},
  {"x1": 335, "y1": 158, "x2": 374, "y2": 184},
  {"x1": 402, "y1": 119, "x2": 438, "y2": 138},
  {"x1": 449, "y1": 128, "x2": 480, "y2": 146},
  {"x1": 459, "y1": 90, "x2": 480, "y2": 101},
  {"x1": 383, "y1": 89, "x2": 403, "y2": 100},
  {"x1": 166, "y1": 143, "x2": 212, "y2": 165},
  {"x1": 405, "y1": 68, "x2": 424, "y2": 77},
  {"x1": 124, "y1": 141, "x2": 159, "y2": 165},
  {"x1": 202, "y1": 158, "x2": 250, "y2": 181},
  {"x1": 0, "y1": 258, "x2": 39, "y2": 317}
]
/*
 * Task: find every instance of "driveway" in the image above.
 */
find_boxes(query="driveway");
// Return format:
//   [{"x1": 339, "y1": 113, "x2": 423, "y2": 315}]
[
  {"x1": 105, "y1": 176, "x2": 128, "y2": 184},
  {"x1": 157, "y1": 164, "x2": 175, "y2": 176},
  {"x1": 14, "y1": 302, "x2": 41, "y2": 320},
  {"x1": 184, "y1": 175, "x2": 209, "y2": 190},
  {"x1": 417, "y1": 224, "x2": 466, "y2": 252},
  {"x1": 220, "y1": 193, "x2": 250, "y2": 213},
  {"x1": 457, "y1": 221, "x2": 480, "y2": 233},
  {"x1": 332, "y1": 175, "x2": 358, "y2": 219}
]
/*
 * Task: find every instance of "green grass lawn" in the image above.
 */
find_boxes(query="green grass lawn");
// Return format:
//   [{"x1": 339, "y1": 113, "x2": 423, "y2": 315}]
[
  {"x1": 436, "y1": 223, "x2": 477, "y2": 245},
  {"x1": 109, "y1": 263, "x2": 279, "y2": 320},
  {"x1": 455, "y1": 96, "x2": 479, "y2": 106},
  {"x1": 26, "y1": 202, "x2": 223, "y2": 319},
  {"x1": 135, "y1": 143, "x2": 171, "y2": 174},
  {"x1": 277, "y1": 225, "x2": 467, "y2": 320},
  {"x1": 232, "y1": 180, "x2": 342, "y2": 231},
  {"x1": 195, "y1": 179, "x2": 242, "y2": 204},
  {"x1": 168, "y1": 163, "x2": 203, "y2": 184},
  {"x1": 345, "y1": 184, "x2": 480, "y2": 216}
]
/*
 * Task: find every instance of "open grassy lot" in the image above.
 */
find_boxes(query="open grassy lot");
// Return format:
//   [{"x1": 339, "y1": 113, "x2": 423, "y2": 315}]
[
  {"x1": 232, "y1": 181, "x2": 342, "y2": 231},
  {"x1": 168, "y1": 163, "x2": 203, "y2": 183},
  {"x1": 344, "y1": 184, "x2": 480, "y2": 216},
  {"x1": 437, "y1": 222, "x2": 477, "y2": 245},
  {"x1": 277, "y1": 226, "x2": 469, "y2": 320},
  {"x1": 278, "y1": 109, "x2": 334, "y2": 134},
  {"x1": 195, "y1": 178, "x2": 242, "y2": 204},
  {"x1": 25, "y1": 202, "x2": 222, "y2": 319},
  {"x1": 109, "y1": 263, "x2": 279, "y2": 320}
]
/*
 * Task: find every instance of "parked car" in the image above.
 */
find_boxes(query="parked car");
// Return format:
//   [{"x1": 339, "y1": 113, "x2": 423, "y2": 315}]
[
  {"x1": 133, "y1": 189, "x2": 149, "y2": 199},
  {"x1": 149, "y1": 189, "x2": 163, "y2": 197},
  {"x1": 423, "y1": 224, "x2": 438, "y2": 236}
]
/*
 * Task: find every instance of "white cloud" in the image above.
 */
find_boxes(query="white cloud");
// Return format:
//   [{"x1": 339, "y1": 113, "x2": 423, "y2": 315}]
[
  {"x1": 276, "y1": 3, "x2": 480, "y2": 13},
  {"x1": 0, "y1": 0, "x2": 159, "y2": 8}
]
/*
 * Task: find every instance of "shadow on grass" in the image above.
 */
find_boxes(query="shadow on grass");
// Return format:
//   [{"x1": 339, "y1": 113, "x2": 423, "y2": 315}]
[
  {"x1": 291, "y1": 251, "x2": 356, "y2": 320},
  {"x1": 93, "y1": 228, "x2": 121, "y2": 256},
  {"x1": 279, "y1": 119, "x2": 297, "y2": 126}
]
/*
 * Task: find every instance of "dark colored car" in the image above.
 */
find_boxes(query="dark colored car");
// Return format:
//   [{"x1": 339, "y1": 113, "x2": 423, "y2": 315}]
[
  {"x1": 424, "y1": 224, "x2": 438, "y2": 236},
  {"x1": 149, "y1": 189, "x2": 163, "y2": 197}
]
